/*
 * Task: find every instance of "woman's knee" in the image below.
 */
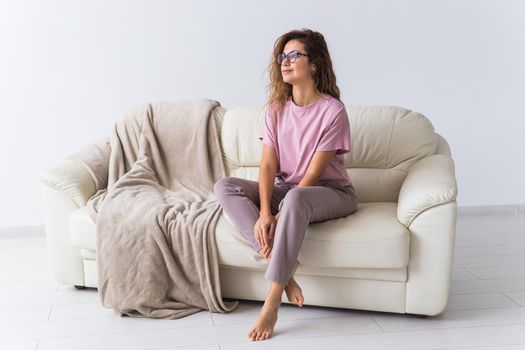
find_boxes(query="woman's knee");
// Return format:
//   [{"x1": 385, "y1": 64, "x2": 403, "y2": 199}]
[
  {"x1": 213, "y1": 176, "x2": 249, "y2": 196},
  {"x1": 280, "y1": 188, "x2": 308, "y2": 208},
  {"x1": 213, "y1": 176, "x2": 236, "y2": 195}
]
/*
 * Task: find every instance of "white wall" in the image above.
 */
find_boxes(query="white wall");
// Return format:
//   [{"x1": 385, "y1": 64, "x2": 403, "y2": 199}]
[{"x1": 1, "y1": 0, "x2": 524, "y2": 228}]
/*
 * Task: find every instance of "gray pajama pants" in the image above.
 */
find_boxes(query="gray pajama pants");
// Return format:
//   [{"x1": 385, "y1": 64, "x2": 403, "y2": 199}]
[{"x1": 213, "y1": 175, "x2": 358, "y2": 284}]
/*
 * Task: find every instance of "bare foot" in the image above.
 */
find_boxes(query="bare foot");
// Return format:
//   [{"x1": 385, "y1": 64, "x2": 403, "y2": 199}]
[
  {"x1": 284, "y1": 277, "x2": 304, "y2": 307},
  {"x1": 247, "y1": 298, "x2": 280, "y2": 341}
]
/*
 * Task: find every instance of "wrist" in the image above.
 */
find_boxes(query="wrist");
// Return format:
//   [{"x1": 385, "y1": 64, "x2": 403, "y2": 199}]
[{"x1": 260, "y1": 208, "x2": 272, "y2": 216}]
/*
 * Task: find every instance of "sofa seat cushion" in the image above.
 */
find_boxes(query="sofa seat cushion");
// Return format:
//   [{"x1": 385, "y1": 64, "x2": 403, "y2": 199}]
[
  {"x1": 217, "y1": 202, "x2": 409, "y2": 270},
  {"x1": 70, "y1": 202, "x2": 409, "y2": 276}
]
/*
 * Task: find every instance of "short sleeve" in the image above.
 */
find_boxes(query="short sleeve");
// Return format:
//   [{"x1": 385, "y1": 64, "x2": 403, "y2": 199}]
[
  {"x1": 258, "y1": 108, "x2": 276, "y2": 149},
  {"x1": 316, "y1": 108, "x2": 351, "y2": 155}
]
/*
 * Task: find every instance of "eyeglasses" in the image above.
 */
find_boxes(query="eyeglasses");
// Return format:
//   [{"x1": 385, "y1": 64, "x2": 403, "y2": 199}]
[{"x1": 277, "y1": 50, "x2": 309, "y2": 64}]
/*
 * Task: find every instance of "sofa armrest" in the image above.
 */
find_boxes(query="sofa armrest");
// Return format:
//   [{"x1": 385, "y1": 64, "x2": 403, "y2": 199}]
[
  {"x1": 397, "y1": 154, "x2": 458, "y2": 227},
  {"x1": 38, "y1": 137, "x2": 111, "y2": 207},
  {"x1": 38, "y1": 158, "x2": 96, "y2": 286},
  {"x1": 64, "y1": 137, "x2": 111, "y2": 193},
  {"x1": 37, "y1": 138, "x2": 110, "y2": 287},
  {"x1": 38, "y1": 159, "x2": 98, "y2": 208}
]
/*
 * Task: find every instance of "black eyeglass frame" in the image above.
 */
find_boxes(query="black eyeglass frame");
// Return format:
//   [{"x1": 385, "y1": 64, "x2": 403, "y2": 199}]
[{"x1": 277, "y1": 50, "x2": 309, "y2": 64}]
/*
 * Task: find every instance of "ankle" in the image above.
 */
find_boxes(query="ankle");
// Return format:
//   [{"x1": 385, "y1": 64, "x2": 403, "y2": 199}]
[
  {"x1": 267, "y1": 289, "x2": 284, "y2": 302},
  {"x1": 265, "y1": 296, "x2": 281, "y2": 307}
]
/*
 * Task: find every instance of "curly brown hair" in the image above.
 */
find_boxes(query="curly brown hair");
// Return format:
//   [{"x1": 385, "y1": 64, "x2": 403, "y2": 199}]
[{"x1": 263, "y1": 28, "x2": 342, "y2": 116}]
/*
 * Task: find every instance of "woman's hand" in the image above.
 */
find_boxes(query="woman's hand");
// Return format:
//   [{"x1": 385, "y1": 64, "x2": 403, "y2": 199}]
[
  {"x1": 270, "y1": 212, "x2": 281, "y2": 239},
  {"x1": 254, "y1": 212, "x2": 274, "y2": 252},
  {"x1": 254, "y1": 212, "x2": 280, "y2": 259},
  {"x1": 267, "y1": 212, "x2": 280, "y2": 259}
]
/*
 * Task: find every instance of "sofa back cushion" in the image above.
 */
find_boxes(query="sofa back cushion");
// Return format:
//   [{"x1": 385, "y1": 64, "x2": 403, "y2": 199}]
[{"x1": 216, "y1": 105, "x2": 437, "y2": 203}]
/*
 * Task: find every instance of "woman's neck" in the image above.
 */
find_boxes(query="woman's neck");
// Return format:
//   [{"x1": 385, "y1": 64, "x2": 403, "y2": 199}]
[{"x1": 291, "y1": 88, "x2": 322, "y2": 107}]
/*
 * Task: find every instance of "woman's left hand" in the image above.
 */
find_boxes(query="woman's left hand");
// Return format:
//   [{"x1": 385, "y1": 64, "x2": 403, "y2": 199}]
[
  {"x1": 265, "y1": 211, "x2": 280, "y2": 260},
  {"x1": 269, "y1": 212, "x2": 280, "y2": 239}
]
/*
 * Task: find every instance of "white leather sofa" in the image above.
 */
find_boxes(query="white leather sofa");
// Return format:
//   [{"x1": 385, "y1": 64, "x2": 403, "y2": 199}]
[{"x1": 38, "y1": 104, "x2": 458, "y2": 317}]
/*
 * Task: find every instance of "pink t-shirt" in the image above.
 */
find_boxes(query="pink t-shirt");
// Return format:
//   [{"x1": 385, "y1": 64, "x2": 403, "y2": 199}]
[{"x1": 258, "y1": 93, "x2": 353, "y2": 188}]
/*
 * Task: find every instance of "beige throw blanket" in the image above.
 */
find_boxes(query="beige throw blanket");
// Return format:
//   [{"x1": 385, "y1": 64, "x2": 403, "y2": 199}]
[{"x1": 67, "y1": 99, "x2": 239, "y2": 318}]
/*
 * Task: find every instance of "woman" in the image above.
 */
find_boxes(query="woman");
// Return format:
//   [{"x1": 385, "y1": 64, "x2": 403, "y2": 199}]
[{"x1": 213, "y1": 28, "x2": 358, "y2": 341}]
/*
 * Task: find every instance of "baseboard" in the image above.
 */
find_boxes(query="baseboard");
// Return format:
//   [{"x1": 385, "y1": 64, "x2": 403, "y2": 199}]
[
  {"x1": 457, "y1": 204, "x2": 525, "y2": 217},
  {"x1": 0, "y1": 225, "x2": 45, "y2": 238}
]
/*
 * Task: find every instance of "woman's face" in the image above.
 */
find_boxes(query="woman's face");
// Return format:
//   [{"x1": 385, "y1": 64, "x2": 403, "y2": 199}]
[{"x1": 280, "y1": 39, "x2": 316, "y2": 86}]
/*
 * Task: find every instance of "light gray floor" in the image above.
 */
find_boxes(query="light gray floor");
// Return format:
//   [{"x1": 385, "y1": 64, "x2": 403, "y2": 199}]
[{"x1": 1, "y1": 212, "x2": 525, "y2": 350}]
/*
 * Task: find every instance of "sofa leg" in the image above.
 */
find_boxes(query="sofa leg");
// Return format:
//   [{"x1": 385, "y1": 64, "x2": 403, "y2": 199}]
[{"x1": 74, "y1": 285, "x2": 87, "y2": 290}]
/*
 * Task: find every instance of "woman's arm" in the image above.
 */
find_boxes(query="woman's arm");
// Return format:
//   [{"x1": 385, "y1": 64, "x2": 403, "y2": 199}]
[
  {"x1": 259, "y1": 144, "x2": 278, "y2": 215},
  {"x1": 257, "y1": 145, "x2": 279, "y2": 250},
  {"x1": 297, "y1": 150, "x2": 337, "y2": 188}
]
